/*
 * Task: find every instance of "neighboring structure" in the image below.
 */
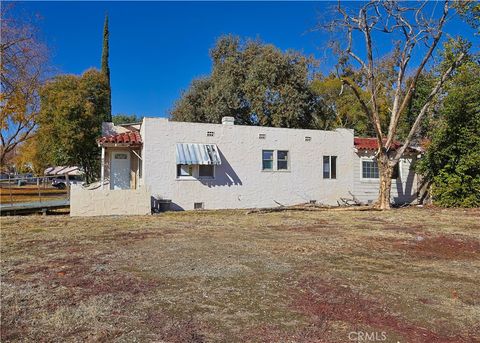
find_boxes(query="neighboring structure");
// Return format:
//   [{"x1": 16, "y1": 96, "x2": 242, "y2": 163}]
[
  {"x1": 44, "y1": 166, "x2": 83, "y2": 176},
  {"x1": 92, "y1": 117, "x2": 421, "y2": 212}
]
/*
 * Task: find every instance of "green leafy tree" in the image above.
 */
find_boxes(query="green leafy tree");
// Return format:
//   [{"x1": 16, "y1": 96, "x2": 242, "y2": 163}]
[
  {"x1": 36, "y1": 69, "x2": 109, "y2": 183},
  {"x1": 417, "y1": 61, "x2": 480, "y2": 207},
  {"x1": 101, "y1": 15, "x2": 111, "y2": 121},
  {"x1": 112, "y1": 114, "x2": 142, "y2": 125},
  {"x1": 171, "y1": 35, "x2": 322, "y2": 129},
  {"x1": 311, "y1": 75, "x2": 372, "y2": 134},
  {"x1": 398, "y1": 74, "x2": 437, "y2": 140}
]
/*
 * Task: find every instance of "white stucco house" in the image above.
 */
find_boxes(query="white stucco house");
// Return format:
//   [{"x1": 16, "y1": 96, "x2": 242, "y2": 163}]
[{"x1": 90, "y1": 116, "x2": 421, "y2": 213}]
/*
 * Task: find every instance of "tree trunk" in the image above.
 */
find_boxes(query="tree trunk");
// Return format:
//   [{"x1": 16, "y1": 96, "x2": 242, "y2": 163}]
[{"x1": 377, "y1": 152, "x2": 393, "y2": 210}]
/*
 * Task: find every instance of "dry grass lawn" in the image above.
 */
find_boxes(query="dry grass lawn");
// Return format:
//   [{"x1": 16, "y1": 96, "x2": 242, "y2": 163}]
[{"x1": 1, "y1": 208, "x2": 479, "y2": 342}]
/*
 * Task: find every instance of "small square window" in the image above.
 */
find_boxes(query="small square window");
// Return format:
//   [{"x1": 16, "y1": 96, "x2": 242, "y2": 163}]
[
  {"x1": 277, "y1": 150, "x2": 289, "y2": 170},
  {"x1": 199, "y1": 165, "x2": 214, "y2": 178},
  {"x1": 259, "y1": 133, "x2": 266, "y2": 139},
  {"x1": 262, "y1": 150, "x2": 274, "y2": 170},
  {"x1": 194, "y1": 202, "x2": 204, "y2": 210},
  {"x1": 177, "y1": 164, "x2": 193, "y2": 177},
  {"x1": 114, "y1": 153, "x2": 128, "y2": 159},
  {"x1": 305, "y1": 136, "x2": 311, "y2": 142},
  {"x1": 206, "y1": 131, "x2": 215, "y2": 137}
]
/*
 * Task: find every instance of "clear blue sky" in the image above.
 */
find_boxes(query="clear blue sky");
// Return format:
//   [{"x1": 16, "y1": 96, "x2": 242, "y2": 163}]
[{"x1": 11, "y1": 1, "x2": 477, "y2": 118}]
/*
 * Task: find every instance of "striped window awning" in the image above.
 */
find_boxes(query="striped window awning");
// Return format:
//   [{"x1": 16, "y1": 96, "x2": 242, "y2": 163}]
[{"x1": 175, "y1": 143, "x2": 222, "y2": 165}]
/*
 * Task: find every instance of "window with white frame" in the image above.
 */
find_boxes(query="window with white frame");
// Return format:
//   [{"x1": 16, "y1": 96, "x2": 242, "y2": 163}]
[
  {"x1": 277, "y1": 150, "x2": 288, "y2": 170},
  {"x1": 262, "y1": 150, "x2": 290, "y2": 171},
  {"x1": 177, "y1": 164, "x2": 193, "y2": 178},
  {"x1": 262, "y1": 150, "x2": 274, "y2": 170},
  {"x1": 323, "y1": 156, "x2": 337, "y2": 179},
  {"x1": 176, "y1": 164, "x2": 216, "y2": 179},
  {"x1": 362, "y1": 160, "x2": 379, "y2": 179},
  {"x1": 199, "y1": 165, "x2": 214, "y2": 178},
  {"x1": 361, "y1": 159, "x2": 400, "y2": 179}
]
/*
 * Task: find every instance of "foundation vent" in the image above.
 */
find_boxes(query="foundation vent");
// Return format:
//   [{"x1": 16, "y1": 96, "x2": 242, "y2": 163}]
[
  {"x1": 305, "y1": 136, "x2": 312, "y2": 142},
  {"x1": 206, "y1": 131, "x2": 215, "y2": 137},
  {"x1": 259, "y1": 133, "x2": 266, "y2": 139},
  {"x1": 194, "y1": 202, "x2": 204, "y2": 210}
]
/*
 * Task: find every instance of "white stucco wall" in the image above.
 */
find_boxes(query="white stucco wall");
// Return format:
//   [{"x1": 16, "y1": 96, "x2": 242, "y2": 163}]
[
  {"x1": 352, "y1": 150, "x2": 419, "y2": 205},
  {"x1": 70, "y1": 188, "x2": 151, "y2": 216},
  {"x1": 141, "y1": 118, "x2": 355, "y2": 210}
]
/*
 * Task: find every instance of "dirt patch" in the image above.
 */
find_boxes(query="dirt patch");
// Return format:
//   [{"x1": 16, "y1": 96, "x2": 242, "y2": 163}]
[
  {"x1": 98, "y1": 229, "x2": 177, "y2": 243},
  {"x1": 383, "y1": 224, "x2": 425, "y2": 236},
  {"x1": 5, "y1": 254, "x2": 158, "y2": 307},
  {"x1": 268, "y1": 221, "x2": 336, "y2": 233},
  {"x1": 390, "y1": 235, "x2": 480, "y2": 260},
  {"x1": 290, "y1": 276, "x2": 473, "y2": 343},
  {"x1": 242, "y1": 323, "x2": 329, "y2": 343},
  {"x1": 362, "y1": 217, "x2": 388, "y2": 224}
]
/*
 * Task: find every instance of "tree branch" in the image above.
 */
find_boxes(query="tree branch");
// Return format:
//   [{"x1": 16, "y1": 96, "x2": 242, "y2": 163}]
[
  {"x1": 386, "y1": 0, "x2": 450, "y2": 148},
  {"x1": 394, "y1": 51, "x2": 465, "y2": 161}
]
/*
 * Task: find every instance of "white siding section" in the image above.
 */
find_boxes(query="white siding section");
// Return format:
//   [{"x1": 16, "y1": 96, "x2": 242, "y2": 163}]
[
  {"x1": 352, "y1": 150, "x2": 419, "y2": 205},
  {"x1": 142, "y1": 118, "x2": 355, "y2": 210}
]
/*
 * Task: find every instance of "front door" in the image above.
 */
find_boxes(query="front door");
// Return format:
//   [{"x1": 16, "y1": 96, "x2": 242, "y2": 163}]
[{"x1": 110, "y1": 151, "x2": 131, "y2": 190}]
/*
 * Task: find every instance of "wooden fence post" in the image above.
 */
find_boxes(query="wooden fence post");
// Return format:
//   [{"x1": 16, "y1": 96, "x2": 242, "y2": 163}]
[
  {"x1": 37, "y1": 177, "x2": 42, "y2": 203},
  {"x1": 66, "y1": 174, "x2": 70, "y2": 200},
  {"x1": 9, "y1": 174, "x2": 13, "y2": 205}
]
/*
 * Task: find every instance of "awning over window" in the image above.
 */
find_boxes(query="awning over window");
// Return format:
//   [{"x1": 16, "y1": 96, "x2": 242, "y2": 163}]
[{"x1": 175, "y1": 143, "x2": 221, "y2": 165}]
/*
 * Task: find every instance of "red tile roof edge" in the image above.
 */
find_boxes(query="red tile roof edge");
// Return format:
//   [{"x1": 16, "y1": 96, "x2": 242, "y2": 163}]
[
  {"x1": 354, "y1": 137, "x2": 403, "y2": 151},
  {"x1": 98, "y1": 131, "x2": 142, "y2": 145}
]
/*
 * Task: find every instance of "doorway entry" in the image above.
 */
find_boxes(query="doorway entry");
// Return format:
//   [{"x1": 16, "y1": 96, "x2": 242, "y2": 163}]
[{"x1": 110, "y1": 151, "x2": 131, "y2": 190}]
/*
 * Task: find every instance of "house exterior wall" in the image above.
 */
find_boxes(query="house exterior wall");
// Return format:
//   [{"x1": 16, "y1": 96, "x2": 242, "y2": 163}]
[
  {"x1": 352, "y1": 150, "x2": 419, "y2": 205},
  {"x1": 142, "y1": 118, "x2": 355, "y2": 210}
]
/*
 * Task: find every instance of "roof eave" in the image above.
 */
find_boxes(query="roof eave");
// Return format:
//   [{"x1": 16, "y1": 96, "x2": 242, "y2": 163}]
[{"x1": 98, "y1": 142, "x2": 142, "y2": 148}]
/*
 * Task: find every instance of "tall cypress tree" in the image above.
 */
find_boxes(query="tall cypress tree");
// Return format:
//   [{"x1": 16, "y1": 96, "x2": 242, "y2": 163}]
[{"x1": 101, "y1": 14, "x2": 112, "y2": 121}]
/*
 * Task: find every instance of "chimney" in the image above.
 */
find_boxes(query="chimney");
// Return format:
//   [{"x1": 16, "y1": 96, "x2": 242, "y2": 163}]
[{"x1": 222, "y1": 116, "x2": 235, "y2": 125}]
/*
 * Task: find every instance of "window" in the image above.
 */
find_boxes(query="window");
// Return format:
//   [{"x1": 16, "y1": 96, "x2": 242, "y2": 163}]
[
  {"x1": 177, "y1": 164, "x2": 193, "y2": 178},
  {"x1": 114, "y1": 153, "x2": 128, "y2": 159},
  {"x1": 277, "y1": 150, "x2": 289, "y2": 170},
  {"x1": 259, "y1": 133, "x2": 266, "y2": 139},
  {"x1": 262, "y1": 150, "x2": 290, "y2": 171},
  {"x1": 206, "y1": 131, "x2": 215, "y2": 137},
  {"x1": 199, "y1": 165, "x2": 214, "y2": 178},
  {"x1": 362, "y1": 160, "x2": 379, "y2": 179},
  {"x1": 323, "y1": 156, "x2": 337, "y2": 179},
  {"x1": 305, "y1": 136, "x2": 311, "y2": 142},
  {"x1": 331, "y1": 156, "x2": 337, "y2": 179},
  {"x1": 262, "y1": 150, "x2": 274, "y2": 170}
]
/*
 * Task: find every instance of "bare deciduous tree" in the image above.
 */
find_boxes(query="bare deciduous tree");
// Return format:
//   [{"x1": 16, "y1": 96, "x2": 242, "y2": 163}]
[
  {"x1": 0, "y1": 6, "x2": 48, "y2": 166},
  {"x1": 330, "y1": 0, "x2": 468, "y2": 209}
]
